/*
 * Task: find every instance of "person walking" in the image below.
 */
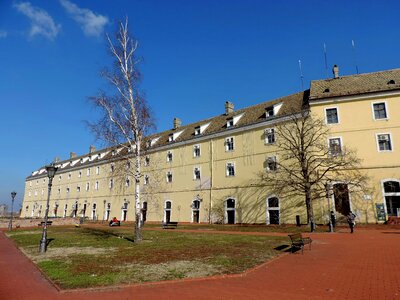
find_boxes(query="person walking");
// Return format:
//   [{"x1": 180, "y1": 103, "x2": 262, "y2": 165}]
[{"x1": 347, "y1": 211, "x2": 356, "y2": 233}]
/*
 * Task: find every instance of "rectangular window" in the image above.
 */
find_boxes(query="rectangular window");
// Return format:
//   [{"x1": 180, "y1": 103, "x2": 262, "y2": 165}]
[
  {"x1": 166, "y1": 171, "x2": 173, "y2": 183},
  {"x1": 194, "y1": 167, "x2": 201, "y2": 180},
  {"x1": 68, "y1": 173, "x2": 71, "y2": 180},
  {"x1": 194, "y1": 126, "x2": 201, "y2": 136},
  {"x1": 226, "y1": 162, "x2": 235, "y2": 177},
  {"x1": 59, "y1": 175, "x2": 62, "y2": 181},
  {"x1": 96, "y1": 166, "x2": 100, "y2": 175},
  {"x1": 126, "y1": 178, "x2": 130, "y2": 187},
  {"x1": 78, "y1": 171, "x2": 82, "y2": 178},
  {"x1": 87, "y1": 168, "x2": 91, "y2": 176},
  {"x1": 144, "y1": 156, "x2": 150, "y2": 166},
  {"x1": 86, "y1": 182, "x2": 90, "y2": 191},
  {"x1": 373, "y1": 102, "x2": 387, "y2": 119},
  {"x1": 167, "y1": 151, "x2": 173, "y2": 162},
  {"x1": 95, "y1": 181, "x2": 99, "y2": 190},
  {"x1": 109, "y1": 179, "x2": 113, "y2": 189},
  {"x1": 266, "y1": 106, "x2": 274, "y2": 117},
  {"x1": 144, "y1": 175, "x2": 149, "y2": 185},
  {"x1": 227, "y1": 118, "x2": 234, "y2": 127},
  {"x1": 265, "y1": 128, "x2": 275, "y2": 144},
  {"x1": 329, "y1": 138, "x2": 342, "y2": 155},
  {"x1": 325, "y1": 108, "x2": 339, "y2": 124},
  {"x1": 77, "y1": 186, "x2": 81, "y2": 192},
  {"x1": 266, "y1": 156, "x2": 277, "y2": 171},
  {"x1": 168, "y1": 134, "x2": 174, "y2": 142},
  {"x1": 193, "y1": 145, "x2": 201, "y2": 157},
  {"x1": 377, "y1": 134, "x2": 392, "y2": 151},
  {"x1": 225, "y1": 137, "x2": 234, "y2": 151},
  {"x1": 110, "y1": 164, "x2": 114, "y2": 172},
  {"x1": 66, "y1": 187, "x2": 70, "y2": 193}
]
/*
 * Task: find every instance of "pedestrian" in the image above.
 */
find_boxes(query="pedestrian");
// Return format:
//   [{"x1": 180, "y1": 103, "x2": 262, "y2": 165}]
[
  {"x1": 330, "y1": 211, "x2": 336, "y2": 228},
  {"x1": 347, "y1": 211, "x2": 356, "y2": 233}
]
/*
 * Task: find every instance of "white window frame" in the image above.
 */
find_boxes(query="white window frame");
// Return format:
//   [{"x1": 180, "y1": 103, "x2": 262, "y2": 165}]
[
  {"x1": 193, "y1": 167, "x2": 201, "y2": 180},
  {"x1": 225, "y1": 137, "x2": 234, "y2": 152},
  {"x1": 77, "y1": 186, "x2": 81, "y2": 192},
  {"x1": 87, "y1": 168, "x2": 91, "y2": 176},
  {"x1": 78, "y1": 171, "x2": 82, "y2": 178},
  {"x1": 66, "y1": 187, "x2": 70, "y2": 194},
  {"x1": 372, "y1": 101, "x2": 389, "y2": 120},
  {"x1": 95, "y1": 181, "x2": 99, "y2": 190},
  {"x1": 265, "y1": 128, "x2": 275, "y2": 145},
  {"x1": 266, "y1": 156, "x2": 277, "y2": 172},
  {"x1": 226, "y1": 162, "x2": 235, "y2": 177},
  {"x1": 144, "y1": 175, "x2": 149, "y2": 185},
  {"x1": 96, "y1": 166, "x2": 100, "y2": 175},
  {"x1": 328, "y1": 136, "x2": 343, "y2": 156},
  {"x1": 166, "y1": 151, "x2": 173, "y2": 162},
  {"x1": 193, "y1": 145, "x2": 201, "y2": 157},
  {"x1": 144, "y1": 156, "x2": 150, "y2": 166},
  {"x1": 376, "y1": 133, "x2": 393, "y2": 152},
  {"x1": 166, "y1": 171, "x2": 173, "y2": 183},
  {"x1": 325, "y1": 107, "x2": 339, "y2": 125},
  {"x1": 109, "y1": 179, "x2": 114, "y2": 189}
]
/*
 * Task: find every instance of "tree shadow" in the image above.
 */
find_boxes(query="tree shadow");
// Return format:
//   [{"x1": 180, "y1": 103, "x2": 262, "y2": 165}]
[
  {"x1": 46, "y1": 238, "x2": 55, "y2": 247},
  {"x1": 82, "y1": 227, "x2": 136, "y2": 243}
]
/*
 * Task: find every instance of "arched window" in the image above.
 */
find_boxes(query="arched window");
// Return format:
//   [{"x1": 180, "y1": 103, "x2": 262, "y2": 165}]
[
  {"x1": 383, "y1": 180, "x2": 400, "y2": 217},
  {"x1": 225, "y1": 198, "x2": 235, "y2": 224},
  {"x1": 266, "y1": 196, "x2": 280, "y2": 225}
]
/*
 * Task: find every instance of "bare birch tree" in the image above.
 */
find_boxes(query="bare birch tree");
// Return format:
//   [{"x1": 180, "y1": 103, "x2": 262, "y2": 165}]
[
  {"x1": 89, "y1": 19, "x2": 154, "y2": 242},
  {"x1": 262, "y1": 110, "x2": 368, "y2": 232}
]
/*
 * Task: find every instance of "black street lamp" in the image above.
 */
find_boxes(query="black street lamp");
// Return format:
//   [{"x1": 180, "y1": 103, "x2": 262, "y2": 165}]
[
  {"x1": 39, "y1": 163, "x2": 58, "y2": 253},
  {"x1": 8, "y1": 191, "x2": 17, "y2": 230}
]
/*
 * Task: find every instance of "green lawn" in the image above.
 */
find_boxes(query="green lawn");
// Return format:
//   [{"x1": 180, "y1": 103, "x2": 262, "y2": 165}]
[{"x1": 7, "y1": 226, "x2": 288, "y2": 289}]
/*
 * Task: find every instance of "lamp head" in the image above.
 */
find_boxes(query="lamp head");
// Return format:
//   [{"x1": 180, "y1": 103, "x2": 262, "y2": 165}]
[
  {"x1": 46, "y1": 163, "x2": 58, "y2": 179},
  {"x1": 11, "y1": 191, "x2": 16, "y2": 199}
]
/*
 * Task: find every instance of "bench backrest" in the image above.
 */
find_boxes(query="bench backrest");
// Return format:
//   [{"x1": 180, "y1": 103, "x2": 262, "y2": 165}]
[{"x1": 288, "y1": 233, "x2": 303, "y2": 242}]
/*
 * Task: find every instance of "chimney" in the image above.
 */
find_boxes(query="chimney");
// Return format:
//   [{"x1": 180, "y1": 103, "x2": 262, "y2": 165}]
[
  {"x1": 89, "y1": 145, "x2": 96, "y2": 153},
  {"x1": 54, "y1": 157, "x2": 61, "y2": 163},
  {"x1": 70, "y1": 152, "x2": 77, "y2": 159},
  {"x1": 225, "y1": 101, "x2": 234, "y2": 115},
  {"x1": 332, "y1": 65, "x2": 339, "y2": 79},
  {"x1": 173, "y1": 117, "x2": 181, "y2": 129}
]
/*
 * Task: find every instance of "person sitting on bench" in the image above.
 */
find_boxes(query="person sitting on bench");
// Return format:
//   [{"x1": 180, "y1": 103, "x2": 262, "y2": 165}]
[{"x1": 109, "y1": 217, "x2": 119, "y2": 226}]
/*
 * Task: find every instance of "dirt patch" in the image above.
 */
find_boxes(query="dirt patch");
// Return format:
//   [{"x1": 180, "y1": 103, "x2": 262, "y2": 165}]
[
  {"x1": 115, "y1": 260, "x2": 218, "y2": 283},
  {"x1": 22, "y1": 247, "x2": 116, "y2": 263}
]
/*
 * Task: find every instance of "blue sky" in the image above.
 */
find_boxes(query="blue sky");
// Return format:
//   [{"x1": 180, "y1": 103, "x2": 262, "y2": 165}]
[{"x1": 1, "y1": 0, "x2": 399, "y2": 209}]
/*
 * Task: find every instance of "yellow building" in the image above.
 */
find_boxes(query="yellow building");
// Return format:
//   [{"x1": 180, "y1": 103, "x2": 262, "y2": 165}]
[{"x1": 21, "y1": 67, "x2": 400, "y2": 224}]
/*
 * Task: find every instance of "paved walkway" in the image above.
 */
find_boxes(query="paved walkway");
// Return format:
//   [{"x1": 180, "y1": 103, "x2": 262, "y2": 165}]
[{"x1": 1, "y1": 227, "x2": 399, "y2": 300}]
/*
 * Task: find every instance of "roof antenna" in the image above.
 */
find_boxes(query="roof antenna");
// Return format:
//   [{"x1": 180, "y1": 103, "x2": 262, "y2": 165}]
[
  {"x1": 352, "y1": 40, "x2": 359, "y2": 74},
  {"x1": 298, "y1": 59, "x2": 304, "y2": 90},
  {"x1": 323, "y1": 43, "x2": 328, "y2": 78}
]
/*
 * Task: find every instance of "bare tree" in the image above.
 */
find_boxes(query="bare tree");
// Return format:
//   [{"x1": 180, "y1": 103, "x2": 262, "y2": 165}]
[
  {"x1": 89, "y1": 19, "x2": 155, "y2": 242},
  {"x1": 262, "y1": 110, "x2": 368, "y2": 232}
]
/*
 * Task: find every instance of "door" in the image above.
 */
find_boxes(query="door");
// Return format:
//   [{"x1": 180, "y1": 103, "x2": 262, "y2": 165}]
[
  {"x1": 225, "y1": 198, "x2": 235, "y2": 224},
  {"x1": 333, "y1": 184, "x2": 351, "y2": 216}
]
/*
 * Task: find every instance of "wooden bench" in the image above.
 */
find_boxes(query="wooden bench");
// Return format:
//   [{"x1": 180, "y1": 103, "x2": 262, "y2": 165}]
[
  {"x1": 288, "y1": 233, "x2": 312, "y2": 254},
  {"x1": 162, "y1": 221, "x2": 178, "y2": 229},
  {"x1": 38, "y1": 221, "x2": 53, "y2": 227}
]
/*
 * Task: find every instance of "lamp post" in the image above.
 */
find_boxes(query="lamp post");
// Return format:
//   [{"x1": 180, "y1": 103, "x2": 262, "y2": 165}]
[
  {"x1": 103, "y1": 200, "x2": 106, "y2": 224},
  {"x1": 39, "y1": 163, "x2": 58, "y2": 253},
  {"x1": 8, "y1": 191, "x2": 17, "y2": 230}
]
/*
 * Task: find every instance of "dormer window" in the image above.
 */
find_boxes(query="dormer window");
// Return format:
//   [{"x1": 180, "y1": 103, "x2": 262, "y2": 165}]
[
  {"x1": 80, "y1": 158, "x2": 83, "y2": 164},
  {"x1": 169, "y1": 130, "x2": 184, "y2": 142},
  {"x1": 227, "y1": 114, "x2": 244, "y2": 128},
  {"x1": 388, "y1": 80, "x2": 396, "y2": 85},
  {"x1": 88, "y1": 155, "x2": 92, "y2": 162},
  {"x1": 97, "y1": 153, "x2": 101, "y2": 160},
  {"x1": 266, "y1": 106, "x2": 274, "y2": 117},
  {"x1": 194, "y1": 126, "x2": 201, "y2": 136},
  {"x1": 227, "y1": 118, "x2": 234, "y2": 127},
  {"x1": 266, "y1": 103, "x2": 282, "y2": 118},
  {"x1": 111, "y1": 150, "x2": 116, "y2": 156}
]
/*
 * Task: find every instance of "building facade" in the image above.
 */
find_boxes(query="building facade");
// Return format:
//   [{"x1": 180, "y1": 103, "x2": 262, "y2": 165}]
[{"x1": 21, "y1": 67, "x2": 400, "y2": 224}]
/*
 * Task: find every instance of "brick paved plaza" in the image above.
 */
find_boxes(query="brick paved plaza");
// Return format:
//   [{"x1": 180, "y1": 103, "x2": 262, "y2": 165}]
[{"x1": 1, "y1": 226, "x2": 399, "y2": 300}]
